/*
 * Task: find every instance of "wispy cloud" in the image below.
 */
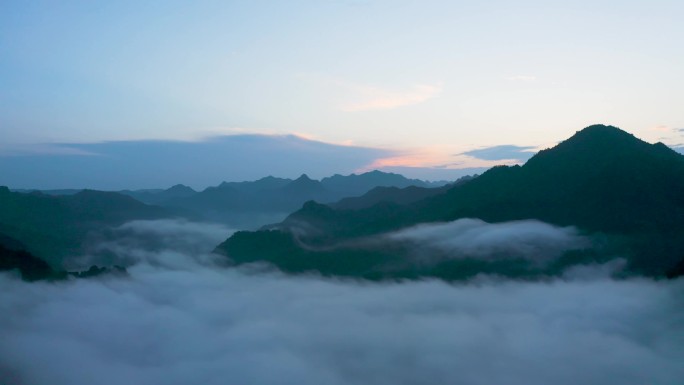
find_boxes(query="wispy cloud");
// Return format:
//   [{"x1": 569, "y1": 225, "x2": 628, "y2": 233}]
[
  {"x1": 0, "y1": 144, "x2": 100, "y2": 157},
  {"x1": 461, "y1": 144, "x2": 537, "y2": 162},
  {"x1": 297, "y1": 74, "x2": 442, "y2": 112},
  {"x1": 339, "y1": 83, "x2": 442, "y2": 112},
  {"x1": 358, "y1": 146, "x2": 520, "y2": 175},
  {"x1": 648, "y1": 124, "x2": 672, "y2": 132},
  {"x1": 388, "y1": 218, "x2": 590, "y2": 265},
  {"x1": 505, "y1": 75, "x2": 536, "y2": 81}
]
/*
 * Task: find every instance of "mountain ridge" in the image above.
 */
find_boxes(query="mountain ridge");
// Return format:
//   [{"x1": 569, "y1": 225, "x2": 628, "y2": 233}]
[{"x1": 217, "y1": 125, "x2": 684, "y2": 279}]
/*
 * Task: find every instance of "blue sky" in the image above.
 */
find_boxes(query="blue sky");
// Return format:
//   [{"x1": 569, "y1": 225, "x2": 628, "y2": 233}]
[{"x1": 1, "y1": 0, "x2": 683, "y2": 187}]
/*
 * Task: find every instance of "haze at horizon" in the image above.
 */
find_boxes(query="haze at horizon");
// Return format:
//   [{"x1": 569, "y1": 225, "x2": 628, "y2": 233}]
[{"x1": 2, "y1": 0, "x2": 683, "y2": 184}]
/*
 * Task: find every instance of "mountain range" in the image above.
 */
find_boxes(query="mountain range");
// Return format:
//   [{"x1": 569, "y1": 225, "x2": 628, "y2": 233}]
[
  {"x1": 0, "y1": 170, "x2": 450, "y2": 271},
  {"x1": 0, "y1": 187, "x2": 169, "y2": 266},
  {"x1": 4, "y1": 125, "x2": 684, "y2": 281},
  {"x1": 120, "y1": 171, "x2": 449, "y2": 228},
  {"x1": 217, "y1": 125, "x2": 684, "y2": 280}
]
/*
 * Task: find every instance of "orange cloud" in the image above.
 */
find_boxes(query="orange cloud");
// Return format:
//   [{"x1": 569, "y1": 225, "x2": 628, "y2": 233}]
[
  {"x1": 358, "y1": 147, "x2": 518, "y2": 172},
  {"x1": 648, "y1": 125, "x2": 672, "y2": 132}
]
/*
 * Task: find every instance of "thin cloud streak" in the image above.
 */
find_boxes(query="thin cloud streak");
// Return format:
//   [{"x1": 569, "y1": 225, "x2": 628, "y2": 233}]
[
  {"x1": 358, "y1": 146, "x2": 514, "y2": 173},
  {"x1": 340, "y1": 83, "x2": 443, "y2": 112},
  {"x1": 461, "y1": 144, "x2": 537, "y2": 162},
  {"x1": 648, "y1": 125, "x2": 672, "y2": 132},
  {"x1": 506, "y1": 75, "x2": 537, "y2": 81}
]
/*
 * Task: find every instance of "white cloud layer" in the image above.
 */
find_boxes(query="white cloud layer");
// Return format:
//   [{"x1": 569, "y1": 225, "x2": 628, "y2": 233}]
[
  {"x1": 0, "y1": 220, "x2": 682, "y2": 385},
  {"x1": 76, "y1": 219, "x2": 235, "y2": 269},
  {"x1": 389, "y1": 218, "x2": 589, "y2": 263}
]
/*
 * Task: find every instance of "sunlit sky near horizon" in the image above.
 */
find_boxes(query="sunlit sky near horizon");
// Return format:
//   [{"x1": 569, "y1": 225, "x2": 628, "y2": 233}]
[{"x1": 1, "y1": 0, "x2": 684, "y2": 185}]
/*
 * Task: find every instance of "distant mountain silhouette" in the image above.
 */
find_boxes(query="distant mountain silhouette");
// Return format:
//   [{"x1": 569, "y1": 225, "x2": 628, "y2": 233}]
[
  {"x1": 0, "y1": 187, "x2": 169, "y2": 266},
  {"x1": 320, "y1": 170, "x2": 444, "y2": 197},
  {"x1": 0, "y1": 243, "x2": 62, "y2": 281},
  {"x1": 0, "y1": 233, "x2": 65, "y2": 281},
  {"x1": 121, "y1": 184, "x2": 197, "y2": 206},
  {"x1": 0, "y1": 169, "x2": 450, "y2": 269},
  {"x1": 0, "y1": 232, "x2": 128, "y2": 281},
  {"x1": 219, "y1": 176, "x2": 292, "y2": 193},
  {"x1": 282, "y1": 174, "x2": 328, "y2": 197},
  {"x1": 132, "y1": 170, "x2": 448, "y2": 229},
  {"x1": 331, "y1": 175, "x2": 474, "y2": 210},
  {"x1": 217, "y1": 125, "x2": 684, "y2": 279}
]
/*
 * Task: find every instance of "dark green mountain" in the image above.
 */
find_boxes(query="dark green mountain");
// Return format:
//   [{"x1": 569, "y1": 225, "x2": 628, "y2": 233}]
[
  {"x1": 332, "y1": 185, "x2": 449, "y2": 210},
  {"x1": 219, "y1": 176, "x2": 292, "y2": 193},
  {"x1": 0, "y1": 233, "x2": 65, "y2": 281},
  {"x1": 0, "y1": 188, "x2": 169, "y2": 266},
  {"x1": 320, "y1": 170, "x2": 445, "y2": 197},
  {"x1": 0, "y1": 232, "x2": 128, "y2": 281},
  {"x1": 217, "y1": 125, "x2": 684, "y2": 279},
  {"x1": 331, "y1": 175, "x2": 474, "y2": 210}
]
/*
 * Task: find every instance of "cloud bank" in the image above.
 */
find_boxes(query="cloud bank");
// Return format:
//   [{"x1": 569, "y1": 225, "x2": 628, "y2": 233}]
[
  {"x1": 0, "y1": 134, "x2": 397, "y2": 190},
  {"x1": 0, "y1": 220, "x2": 682, "y2": 385},
  {"x1": 77, "y1": 219, "x2": 234, "y2": 269},
  {"x1": 389, "y1": 218, "x2": 590, "y2": 264}
]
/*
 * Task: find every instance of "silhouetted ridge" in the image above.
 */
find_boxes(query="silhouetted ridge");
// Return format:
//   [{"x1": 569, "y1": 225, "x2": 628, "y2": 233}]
[
  {"x1": 283, "y1": 174, "x2": 325, "y2": 194},
  {"x1": 525, "y1": 124, "x2": 682, "y2": 176},
  {"x1": 217, "y1": 124, "x2": 684, "y2": 279},
  {"x1": 0, "y1": 189, "x2": 169, "y2": 265},
  {"x1": 167, "y1": 184, "x2": 196, "y2": 194}
]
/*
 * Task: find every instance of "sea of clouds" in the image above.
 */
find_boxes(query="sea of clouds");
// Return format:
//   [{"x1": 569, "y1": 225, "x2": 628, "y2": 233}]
[
  {"x1": 388, "y1": 218, "x2": 591, "y2": 264},
  {"x1": 1, "y1": 219, "x2": 682, "y2": 385}
]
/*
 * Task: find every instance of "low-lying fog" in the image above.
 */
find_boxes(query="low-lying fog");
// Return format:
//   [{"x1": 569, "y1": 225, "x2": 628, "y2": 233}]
[{"x1": 1, "y1": 220, "x2": 682, "y2": 385}]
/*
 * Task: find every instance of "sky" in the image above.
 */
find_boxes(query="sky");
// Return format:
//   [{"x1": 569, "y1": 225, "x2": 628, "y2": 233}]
[{"x1": 1, "y1": 0, "x2": 684, "y2": 187}]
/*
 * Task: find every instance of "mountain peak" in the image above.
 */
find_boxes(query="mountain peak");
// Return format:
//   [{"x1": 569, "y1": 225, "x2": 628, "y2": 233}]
[
  {"x1": 568, "y1": 124, "x2": 635, "y2": 142},
  {"x1": 577, "y1": 123, "x2": 623, "y2": 133},
  {"x1": 282, "y1": 174, "x2": 325, "y2": 196},
  {"x1": 167, "y1": 184, "x2": 195, "y2": 193},
  {"x1": 524, "y1": 124, "x2": 677, "y2": 172}
]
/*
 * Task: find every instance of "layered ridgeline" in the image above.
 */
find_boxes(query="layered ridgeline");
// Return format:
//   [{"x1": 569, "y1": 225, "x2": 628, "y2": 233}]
[
  {"x1": 0, "y1": 232, "x2": 127, "y2": 281},
  {"x1": 1, "y1": 170, "x2": 450, "y2": 273},
  {"x1": 217, "y1": 125, "x2": 684, "y2": 280},
  {"x1": 121, "y1": 171, "x2": 448, "y2": 228},
  {"x1": 0, "y1": 188, "x2": 169, "y2": 267}
]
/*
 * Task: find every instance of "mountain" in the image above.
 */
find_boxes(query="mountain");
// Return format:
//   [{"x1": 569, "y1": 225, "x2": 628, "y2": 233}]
[
  {"x1": 0, "y1": 232, "x2": 128, "y2": 281},
  {"x1": 331, "y1": 175, "x2": 474, "y2": 210},
  {"x1": 331, "y1": 185, "x2": 448, "y2": 210},
  {"x1": 121, "y1": 184, "x2": 196, "y2": 206},
  {"x1": 320, "y1": 170, "x2": 445, "y2": 197},
  {"x1": 0, "y1": 187, "x2": 169, "y2": 266},
  {"x1": 12, "y1": 188, "x2": 84, "y2": 196},
  {"x1": 216, "y1": 125, "x2": 684, "y2": 279},
  {"x1": 282, "y1": 174, "x2": 328, "y2": 198},
  {"x1": 12, "y1": 171, "x2": 448, "y2": 231},
  {"x1": 0, "y1": 233, "x2": 65, "y2": 281},
  {"x1": 150, "y1": 170, "x2": 448, "y2": 229},
  {"x1": 219, "y1": 176, "x2": 292, "y2": 193}
]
